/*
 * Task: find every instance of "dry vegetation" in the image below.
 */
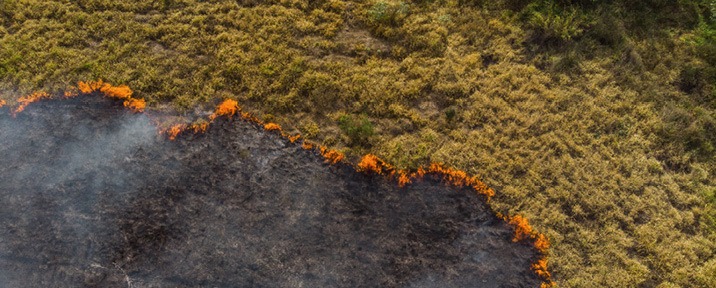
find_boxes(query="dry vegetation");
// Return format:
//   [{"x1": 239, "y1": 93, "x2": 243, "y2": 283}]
[{"x1": 1, "y1": 0, "x2": 715, "y2": 286}]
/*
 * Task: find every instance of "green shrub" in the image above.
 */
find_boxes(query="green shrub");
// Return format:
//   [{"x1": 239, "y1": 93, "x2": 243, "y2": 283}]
[
  {"x1": 368, "y1": 1, "x2": 408, "y2": 24},
  {"x1": 368, "y1": 1, "x2": 390, "y2": 22},
  {"x1": 524, "y1": 2, "x2": 588, "y2": 44},
  {"x1": 365, "y1": 1, "x2": 409, "y2": 39},
  {"x1": 445, "y1": 108, "x2": 456, "y2": 122},
  {"x1": 678, "y1": 65, "x2": 706, "y2": 94},
  {"x1": 339, "y1": 114, "x2": 374, "y2": 146}
]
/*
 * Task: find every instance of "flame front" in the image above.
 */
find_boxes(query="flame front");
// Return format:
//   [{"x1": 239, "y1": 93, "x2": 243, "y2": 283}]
[
  {"x1": 264, "y1": 123, "x2": 281, "y2": 131},
  {"x1": 210, "y1": 99, "x2": 238, "y2": 120},
  {"x1": 77, "y1": 80, "x2": 144, "y2": 112},
  {"x1": 358, "y1": 154, "x2": 384, "y2": 174},
  {"x1": 13, "y1": 92, "x2": 51, "y2": 115}
]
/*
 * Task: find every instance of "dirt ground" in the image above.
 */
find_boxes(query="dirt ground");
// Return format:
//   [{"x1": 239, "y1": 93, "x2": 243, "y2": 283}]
[{"x1": 0, "y1": 94, "x2": 541, "y2": 287}]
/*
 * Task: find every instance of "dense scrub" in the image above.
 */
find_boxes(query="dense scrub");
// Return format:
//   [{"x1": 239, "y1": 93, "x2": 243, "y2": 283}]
[{"x1": 1, "y1": 0, "x2": 715, "y2": 286}]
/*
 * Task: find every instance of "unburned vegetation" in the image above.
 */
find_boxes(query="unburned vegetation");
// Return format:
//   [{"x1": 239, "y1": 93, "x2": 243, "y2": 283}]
[{"x1": 1, "y1": 0, "x2": 715, "y2": 287}]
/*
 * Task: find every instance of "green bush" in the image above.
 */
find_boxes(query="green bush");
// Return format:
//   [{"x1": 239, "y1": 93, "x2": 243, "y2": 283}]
[
  {"x1": 339, "y1": 114, "x2": 374, "y2": 146},
  {"x1": 368, "y1": 1, "x2": 408, "y2": 24},
  {"x1": 445, "y1": 108, "x2": 456, "y2": 122},
  {"x1": 524, "y1": 2, "x2": 588, "y2": 44}
]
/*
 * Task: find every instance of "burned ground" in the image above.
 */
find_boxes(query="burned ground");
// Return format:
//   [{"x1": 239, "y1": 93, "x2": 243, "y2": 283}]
[{"x1": 0, "y1": 95, "x2": 541, "y2": 287}]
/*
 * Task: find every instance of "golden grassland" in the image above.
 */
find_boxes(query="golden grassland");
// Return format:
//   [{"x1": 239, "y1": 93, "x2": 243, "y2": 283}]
[{"x1": 1, "y1": 0, "x2": 715, "y2": 286}]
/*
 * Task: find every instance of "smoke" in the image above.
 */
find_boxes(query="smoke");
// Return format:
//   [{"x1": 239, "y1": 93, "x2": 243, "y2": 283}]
[{"x1": 0, "y1": 96, "x2": 159, "y2": 287}]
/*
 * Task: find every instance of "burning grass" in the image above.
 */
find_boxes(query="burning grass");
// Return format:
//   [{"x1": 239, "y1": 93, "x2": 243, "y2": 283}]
[
  {"x1": 210, "y1": 99, "x2": 239, "y2": 119},
  {"x1": 13, "y1": 92, "x2": 51, "y2": 115},
  {"x1": 78, "y1": 80, "x2": 145, "y2": 112},
  {"x1": 8, "y1": 80, "x2": 146, "y2": 117}
]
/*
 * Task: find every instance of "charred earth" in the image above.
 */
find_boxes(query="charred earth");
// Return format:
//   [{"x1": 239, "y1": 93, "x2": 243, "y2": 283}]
[{"x1": 0, "y1": 94, "x2": 542, "y2": 287}]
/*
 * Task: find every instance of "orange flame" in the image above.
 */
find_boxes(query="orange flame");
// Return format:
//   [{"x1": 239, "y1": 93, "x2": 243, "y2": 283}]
[
  {"x1": 13, "y1": 92, "x2": 52, "y2": 115},
  {"x1": 9, "y1": 80, "x2": 144, "y2": 116},
  {"x1": 191, "y1": 123, "x2": 210, "y2": 134},
  {"x1": 302, "y1": 141, "x2": 315, "y2": 150},
  {"x1": 427, "y1": 162, "x2": 495, "y2": 200},
  {"x1": 210, "y1": 99, "x2": 238, "y2": 120},
  {"x1": 123, "y1": 98, "x2": 146, "y2": 112},
  {"x1": 358, "y1": 154, "x2": 384, "y2": 174},
  {"x1": 77, "y1": 80, "x2": 144, "y2": 112},
  {"x1": 100, "y1": 84, "x2": 132, "y2": 99},
  {"x1": 63, "y1": 89, "x2": 78, "y2": 99},
  {"x1": 161, "y1": 99, "x2": 241, "y2": 140},
  {"x1": 508, "y1": 215, "x2": 533, "y2": 242},
  {"x1": 77, "y1": 80, "x2": 103, "y2": 94},
  {"x1": 398, "y1": 172, "x2": 411, "y2": 187},
  {"x1": 264, "y1": 123, "x2": 281, "y2": 131},
  {"x1": 160, "y1": 122, "x2": 212, "y2": 141},
  {"x1": 165, "y1": 124, "x2": 185, "y2": 140},
  {"x1": 534, "y1": 233, "x2": 550, "y2": 253},
  {"x1": 500, "y1": 214, "x2": 552, "y2": 286},
  {"x1": 533, "y1": 258, "x2": 552, "y2": 285},
  {"x1": 0, "y1": 99, "x2": 5, "y2": 107},
  {"x1": 321, "y1": 149, "x2": 345, "y2": 164}
]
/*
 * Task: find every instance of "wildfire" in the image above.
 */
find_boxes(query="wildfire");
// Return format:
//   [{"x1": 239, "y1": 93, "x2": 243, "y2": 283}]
[
  {"x1": 63, "y1": 89, "x2": 78, "y2": 99},
  {"x1": 357, "y1": 154, "x2": 385, "y2": 174},
  {"x1": 191, "y1": 123, "x2": 209, "y2": 134},
  {"x1": 355, "y1": 155, "x2": 495, "y2": 201},
  {"x1": 264, "y1": 123, "x2": 281, "y2": 131},
  {"x1": 160, "y1": 122, "x2": 212, "y2": 141},
  {"x1": 495, "y1": 213, "x2": 552, "y2": 287},
  {"x1": 210, "y1": 99, "x2": 239, "y2": 119},
  {"x1": 302, "y1": 141, "x2": 315, "y2": 150},
  {"x1": 165, "y1": 124, "x2": 185, "y2": 140},
  {"x1": 77, "y1": 80, "x2": 145, "y2": 112},
  {"x1": 158, "y1": 99, "x2": 305, "y2": 142},
  {"x1": 353, "y1": 153, "x2": 551, "y2": 287},
  {"x1": 507, "y1": 215, "x2": 532, "y2": 242},
  {"x1": 5, "y1": 82, "x2": 553, "y2": 287},
  {"x1": 263, "y1": 122, "x2": 302, "y2": 143},
  {"x1": 124, "y1": 98, "x2": 146, "y2": 112},
  {"x1": 427, "y1": 163, "x2": 496, "y2": 200},
  {"x1": 397, "y1": 172, "x2": 411, "y2": 187},
  {"x1": 13, "y1": 92, "x2": 51, "y2": 115},
  {"x1": 321, "y1": 149, "x2": 345, "y2": 164},
  {"x1": 533, "y1": 258, "x2": 552, "y2": 286},
  {"x1": 160, "y1": 100, "x2": 241, "y2": 140},
  {"x1": 533, "y1": 233, "x2": 550, "y2": 253}
]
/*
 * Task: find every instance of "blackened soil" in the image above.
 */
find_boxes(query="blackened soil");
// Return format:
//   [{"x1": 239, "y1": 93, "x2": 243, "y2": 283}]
[{"x1": 0, "y1": 94, "x2": 541, "y2": 287}]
